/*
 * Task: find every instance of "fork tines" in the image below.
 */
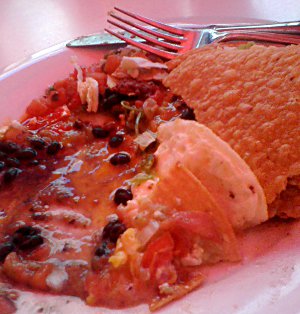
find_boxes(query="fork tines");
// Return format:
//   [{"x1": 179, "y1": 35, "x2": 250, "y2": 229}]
[{"x1": 105, "y1": 7, "x2": 186, "y2": 59}]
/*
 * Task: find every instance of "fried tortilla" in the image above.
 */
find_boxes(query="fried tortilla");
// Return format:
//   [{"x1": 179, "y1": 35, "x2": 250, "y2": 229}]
[
  {"x1": 163, "y1": 44, "x2": 300, "y2": 218},
  {"x1": 156, "y1": 119, "x2": 267, "y2": 229}
]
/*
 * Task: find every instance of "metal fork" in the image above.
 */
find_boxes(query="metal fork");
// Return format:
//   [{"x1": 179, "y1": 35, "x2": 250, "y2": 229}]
[{"x1": 105, "y1": 7, "x2": 300, "y2": 60}]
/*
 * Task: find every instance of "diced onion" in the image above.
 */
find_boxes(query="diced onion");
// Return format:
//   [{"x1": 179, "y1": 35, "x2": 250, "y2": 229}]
[
  {"x1": 77, "y1": 78, "x2": 99, "y2": 113},
  {"x1": 134, "y1": 131, "x2": 157, "y2": 151},
  {"x1": 72, "y1": 56, "x2": 99, "y2": 113},
  {"x1": 46, "y1": 267, "x2": 68, "y2": 291},
  {"x1": 107, "y1": 75, "x2": 117, "y2": 88},
  {"x1": 121, "y1": 57, "x2": 168, "y2": 70},
  {"x1": 138, "y1": 220, "x2": 160, "y2": 246},
  {"x1": 71, "y1": 56, "x2": 83, "y2": 82}
]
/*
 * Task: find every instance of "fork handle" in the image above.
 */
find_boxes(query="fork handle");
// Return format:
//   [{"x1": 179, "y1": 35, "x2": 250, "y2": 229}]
[
  {"x1": 215, "y1": 21, "x2": 300, "y2": 35},
  {"x1": 219, "y1": 31, "x2": 300, "y2": 45}
]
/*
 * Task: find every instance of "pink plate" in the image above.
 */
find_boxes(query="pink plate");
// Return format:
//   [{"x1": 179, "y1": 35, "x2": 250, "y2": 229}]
[{"x1": 1, "y1": 20, "x2": 300, "y2": 314}]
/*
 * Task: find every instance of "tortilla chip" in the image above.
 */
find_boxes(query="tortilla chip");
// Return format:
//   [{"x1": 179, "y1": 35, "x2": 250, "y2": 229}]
[
  {"x1": 156, "y1": 119, "x2": 267, "y2": 229},
  {"x1": 268, "y1": 179, "x2": 300, "y2": 218},
  {"x1": 164, "y1": 44, "x2": 300, "y2": 205},
  {"x1": 150, "y1": 276, "x2": 203, "y2": 312},
  {"x1": 154, "y1": 162, "x2": 240, "y2": 262}
]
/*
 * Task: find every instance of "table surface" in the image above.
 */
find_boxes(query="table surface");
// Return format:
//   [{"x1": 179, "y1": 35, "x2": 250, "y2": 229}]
[{"x1": 0, "y1": 0, "x2": 299, "y2": 73}]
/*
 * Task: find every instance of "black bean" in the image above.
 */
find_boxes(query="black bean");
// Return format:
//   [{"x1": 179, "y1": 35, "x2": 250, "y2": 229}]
[
  {"x1": 98, "y1": 93, "x2": 104, "y2": 106},
  {"x1": 28, "y1": 137, "x2": 46, "y2": 150},
  {"x1": 104, "y1": 88, "x2": 113, "y2": 97},
  {"x1": 109, "y1": 135, "x2": 124, "y2": 148},
  {"x1": 95, "y1": 242, "x2": 111, "y2": 257},
  {"x1": 29, "y1": 160, "x2": 39, "y2": 166},
  {"x1": 6, "y1": 157, "x2": 20, "y2": 167},
  {"x1": 73, "y1": 120, "x2": 84, "y2": 130},
  {"x1": 111, "y1": 105, "x2": 126, "y2": 119},
  {"x1": 3, "y1": 168, "x2": 22, "y2": 184},
  {"x1": 92, "y1": 241, "x2": 112, "y2": 271},
  {"x1": 110, "y1": 152, "x2": 131, "y2": 165},
  {"x1": 51, "y1": 92, "x2": 59, "y2": 101},
  {"x1": 180, "y1": 107, "x2": 196, "y2": 120},
  {"x1": 0, "y1": 142, "x2": 19, "y2": 154},
  {"x1": 114, "y1": 188, "x2": 133, "y2": 206},
  {"x1": 103, "y1": 93, "x2": 122, "y2": 110},
  {"x1": 12, "y1": 226, "x2": 43, "y2": 251},
  {"x1": 46, "y1": 141, "x2": 62, "y2": 155},
  {"x1": 0, "y1": 152, "x2": 7, "y2": 161},
  {"x1": 16, "y1": 148, "x2": 37, "y2": 160},
  {"x1": 102, "y1": 220, "x2": 126, "y2": 243},
  {"x1": 0, "y1": 161, "x2": 5, "y2": 171},
  {"x1": 92, "y1": 127, "x2": 110, "y2": 139},
  {"x1": 0, "y1": 242, "x2": 14, "y2": 262}
]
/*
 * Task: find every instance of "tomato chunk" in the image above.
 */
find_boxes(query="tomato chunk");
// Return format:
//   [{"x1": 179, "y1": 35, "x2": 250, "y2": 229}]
[
  {"x1": 142, "y1": 232, "x2": 174, "y2": 271},
  {"x1": 26, "y1": 98, "x2": 48, "y2": 117},
  {"x1": 104, "y1": 55, "x2": 122, "y2": 74},
  {"x1": 164, "y1": 211, "x2": 223, "y2": 243}
]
